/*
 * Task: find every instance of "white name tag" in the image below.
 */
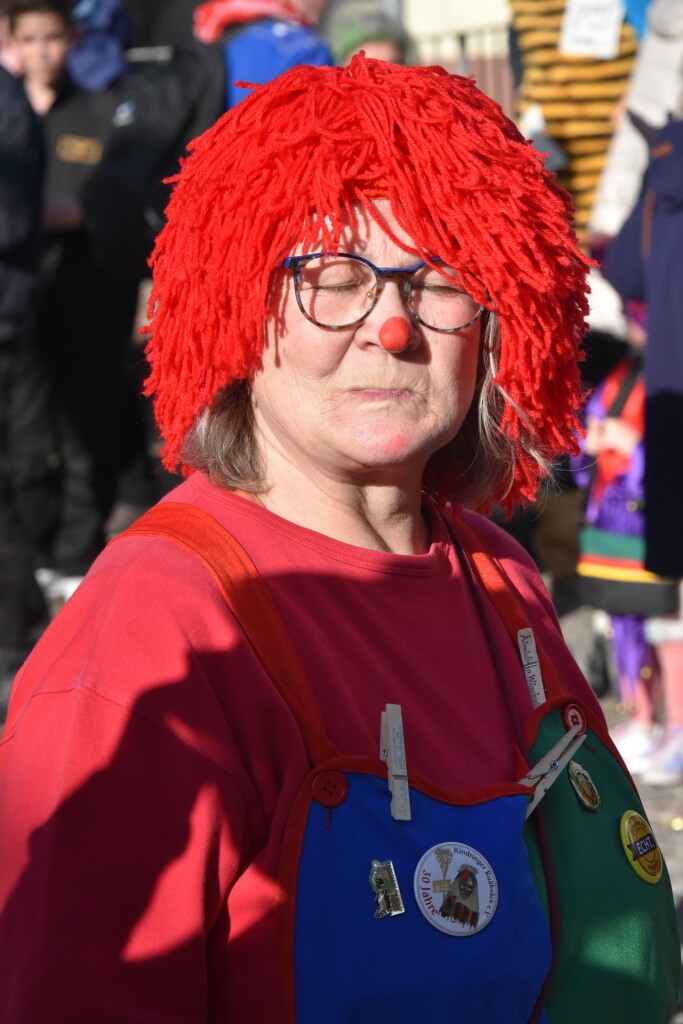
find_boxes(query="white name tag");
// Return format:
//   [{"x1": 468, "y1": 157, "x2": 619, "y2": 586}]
[{"x1": 517, "y1": 628, "x2": 546, "y2": 708}]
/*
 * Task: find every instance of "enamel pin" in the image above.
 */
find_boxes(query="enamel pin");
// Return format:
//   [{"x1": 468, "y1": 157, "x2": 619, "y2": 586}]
[
  {"x1": 369, "y1": 860, "x2": 405, "y2": 918},
  {"x1": 567, "y1": 760, "x2": 601, "y2": 812}
]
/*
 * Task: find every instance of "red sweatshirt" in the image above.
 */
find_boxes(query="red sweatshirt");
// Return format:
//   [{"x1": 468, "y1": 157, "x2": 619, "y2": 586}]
[{"x1": 0, "y1": 473, "x2": 602, "y2": 1022}]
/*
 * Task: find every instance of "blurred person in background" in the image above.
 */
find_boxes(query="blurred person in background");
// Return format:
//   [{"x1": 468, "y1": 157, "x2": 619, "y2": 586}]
[
  {"x1": 66, "y1": 0, "x2": 133, "y2": 91},
  {"x1": 569, "y1": 302, "x2": 669, "y2": 772},
  {"x1": 0, "y1": 62, "x2": 54, "y2": 711},
  {"x1": 120, "y1": 0, "x2": 200, "y2": 48},
  {"x1": 589, "y1": 0, "x2": 683, "y2": 245},
  {"x1": 585, "y1": 0, "x2": 683, "y2": 441},
  {"x1": 604, "y1": 105, "x2": 683, "y2": 786},
  {"x1": 0, "y1": 3, "x2": 22, "y2": 68},
  {"x1": 6, "y1": 0, "x2": 142, "y2": 607},
  {"x1": 6, "y1": 0, "x2": 225, "y2": 609},
  {"x1": 192, "y1": 0, "x2": 332, "y2": 111},
  {"x1": 328, "y1": 0, "x2": 414, "y2": 66}
]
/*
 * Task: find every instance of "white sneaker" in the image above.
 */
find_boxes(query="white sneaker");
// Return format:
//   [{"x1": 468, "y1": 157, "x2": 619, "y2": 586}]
[
  {"x1": 640, "y1": 727, "x2": 683, "y2": 786},
  {"x1": 610, "y1": 721, "x2": 663, "y2": 776}
]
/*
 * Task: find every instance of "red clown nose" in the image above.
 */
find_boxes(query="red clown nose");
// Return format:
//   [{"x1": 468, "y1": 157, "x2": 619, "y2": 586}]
[{"x1": 379, "y1": 316, "x2": 412, "y2": 352}]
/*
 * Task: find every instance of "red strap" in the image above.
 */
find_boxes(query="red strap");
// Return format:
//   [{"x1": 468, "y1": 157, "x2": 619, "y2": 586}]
[
  {"x1": 449, "y1": 517, "x2": 566, "y2": 701},
  {"x1": 111, "y1": 502, "x2": 338, "y2": 766}
]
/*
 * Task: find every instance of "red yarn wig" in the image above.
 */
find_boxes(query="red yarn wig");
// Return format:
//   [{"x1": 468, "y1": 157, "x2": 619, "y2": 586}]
[{"x1": 145, "y1": 55, "x2": 590, "y2": 507}]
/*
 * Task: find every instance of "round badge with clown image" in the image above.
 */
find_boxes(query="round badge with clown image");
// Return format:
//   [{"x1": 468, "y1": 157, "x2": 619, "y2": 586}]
[{"x1": 414, "y1": 842, "x2": 498, "y2": 936}]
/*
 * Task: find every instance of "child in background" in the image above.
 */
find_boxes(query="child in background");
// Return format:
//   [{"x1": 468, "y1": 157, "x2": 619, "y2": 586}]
[
  {"x1": 330, "y1": 5, "x2": 414, "y2": 66},
  {"x1": 571, "y1": 302, "x2": 663, "y2": 773}
]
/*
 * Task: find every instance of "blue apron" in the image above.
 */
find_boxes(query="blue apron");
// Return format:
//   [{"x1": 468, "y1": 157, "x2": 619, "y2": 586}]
[{"x1": 280, "y1": 758, "x2": 551, "y2": 1024}]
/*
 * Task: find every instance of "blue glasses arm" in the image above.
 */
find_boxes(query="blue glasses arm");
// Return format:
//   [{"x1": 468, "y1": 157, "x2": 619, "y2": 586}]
[
  {"x1": 280, "y1": 254, "x2": 434, "y2": 273},
  {"x1": 280, "y1": 253, "x2": 327, "y2": 270}
]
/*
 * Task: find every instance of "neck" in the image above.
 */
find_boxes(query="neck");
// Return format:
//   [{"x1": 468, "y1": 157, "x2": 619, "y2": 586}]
[{"x1": 254, "y1": 444, "x2": 431, "y2": 555}]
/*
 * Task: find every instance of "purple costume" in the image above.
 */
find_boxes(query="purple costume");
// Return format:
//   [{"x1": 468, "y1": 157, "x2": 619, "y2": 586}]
[{"x1": 570, "y1": 357, "x2": 655, "y2": 702}]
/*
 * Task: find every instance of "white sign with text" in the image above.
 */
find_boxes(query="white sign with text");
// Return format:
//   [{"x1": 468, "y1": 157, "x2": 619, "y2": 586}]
[{"x1": 559, "y1": 0, "x2": 625, "y2": 59}]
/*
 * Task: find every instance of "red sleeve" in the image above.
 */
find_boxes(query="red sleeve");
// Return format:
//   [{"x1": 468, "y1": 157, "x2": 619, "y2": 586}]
[{"x1": 0, "y1": 539, "x2": 255, "y2": 1023}]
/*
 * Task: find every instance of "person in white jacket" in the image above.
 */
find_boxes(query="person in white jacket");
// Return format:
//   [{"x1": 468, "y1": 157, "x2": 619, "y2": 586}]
[{"x1": 589, "y1": 0, "x2": 683, "y2": 240}]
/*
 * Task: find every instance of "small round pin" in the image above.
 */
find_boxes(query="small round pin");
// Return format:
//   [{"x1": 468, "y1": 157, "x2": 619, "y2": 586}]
[{"x1": 620, "y1": 810, "x2": 663, "y2": 884}]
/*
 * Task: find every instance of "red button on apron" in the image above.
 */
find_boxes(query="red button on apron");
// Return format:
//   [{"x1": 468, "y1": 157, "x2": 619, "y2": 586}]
[
  {"x1": 312, "y1": 771, "x2": 348, "y2": 807},
  {"x1": 563, "y1": 703, "x2": 586, "y2": 736}
]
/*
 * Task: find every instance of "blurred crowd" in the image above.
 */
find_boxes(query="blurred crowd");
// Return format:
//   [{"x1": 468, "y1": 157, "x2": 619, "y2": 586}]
[{"x1": 2, "y1": 0, "x2": 683, "y2": 784}]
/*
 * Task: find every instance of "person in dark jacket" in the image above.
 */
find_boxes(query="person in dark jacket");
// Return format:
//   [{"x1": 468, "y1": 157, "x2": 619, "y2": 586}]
[
  {"x1": 7, "y1": 0, "x2": 223, "y2": 599},
  {"x1": 0, "y1": 63, "x2": 54, "y2": 710},
  {"x1": 7, "y1": 0, "x2": 141, "y2": 601}
]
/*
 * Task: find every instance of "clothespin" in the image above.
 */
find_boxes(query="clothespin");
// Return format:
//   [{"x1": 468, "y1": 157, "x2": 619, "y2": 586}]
[
  {"x1": 380, "y1": 703, "x2": 411, "y2": 821},
  {"x1": 519, "y1": 722, "x2": 586, "y2": 819},
  {"x1": 517, "y1": 628, "x2": 546, "y2": 708}
]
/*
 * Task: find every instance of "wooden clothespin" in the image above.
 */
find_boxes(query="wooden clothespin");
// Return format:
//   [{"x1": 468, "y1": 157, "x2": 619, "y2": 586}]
[{"x1": 380, "y1": 703, "x2": 411, "y2": 821}]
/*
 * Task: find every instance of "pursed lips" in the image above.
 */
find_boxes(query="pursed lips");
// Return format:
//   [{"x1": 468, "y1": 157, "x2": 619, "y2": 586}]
[
  {"x1": 349, "y1": 384, "x2": 419, "y2": 394},
  {"x1": 348, "y1": 388, "x2": 419, "y2": 403}
]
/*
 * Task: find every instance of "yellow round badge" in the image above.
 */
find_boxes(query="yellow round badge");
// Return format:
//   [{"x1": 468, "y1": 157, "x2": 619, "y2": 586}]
[{"x1": 620, "y1": 810, "x2": 662, "y2": 884}]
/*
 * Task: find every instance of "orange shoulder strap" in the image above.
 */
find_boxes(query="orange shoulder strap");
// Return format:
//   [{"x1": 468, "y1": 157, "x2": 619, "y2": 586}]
[{"x1": 112, "y1": 502, "x2": 338, "y2": 766}]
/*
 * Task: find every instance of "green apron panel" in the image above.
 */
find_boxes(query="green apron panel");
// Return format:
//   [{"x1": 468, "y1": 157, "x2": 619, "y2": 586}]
[{"x1": 524, "y1": 704, "x2": 680, "y2": 1023}]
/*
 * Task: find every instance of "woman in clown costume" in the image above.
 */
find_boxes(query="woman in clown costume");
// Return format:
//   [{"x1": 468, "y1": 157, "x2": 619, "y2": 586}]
[{"x1": 0, "y1": 56, "x2": 678, "y2": 1024}]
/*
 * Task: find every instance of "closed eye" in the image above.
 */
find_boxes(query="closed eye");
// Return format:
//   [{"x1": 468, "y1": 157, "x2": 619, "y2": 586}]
[
  {"x1": 300, "y1": 276, "x2": 368, "y2": 293},
  {"x1": 413, "y1": 282, "x2": 467, "y2": 294}
]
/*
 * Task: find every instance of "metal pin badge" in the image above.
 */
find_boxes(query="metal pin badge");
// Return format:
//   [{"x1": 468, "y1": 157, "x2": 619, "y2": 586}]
[
  {"x1": 568, "y1": 760, "x2": 601, "y2": 812},
  {"x1": 620, "y1": 810, "x2": 663, "y2": 883},
  {"x1": 369, "y1": 859, "x2": 405, "y2": 918}
]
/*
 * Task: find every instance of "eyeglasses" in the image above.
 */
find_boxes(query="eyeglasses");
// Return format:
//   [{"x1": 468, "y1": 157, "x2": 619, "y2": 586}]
[{"x1": 279, "y1": 253, "x2": 486, "y2": 333}]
